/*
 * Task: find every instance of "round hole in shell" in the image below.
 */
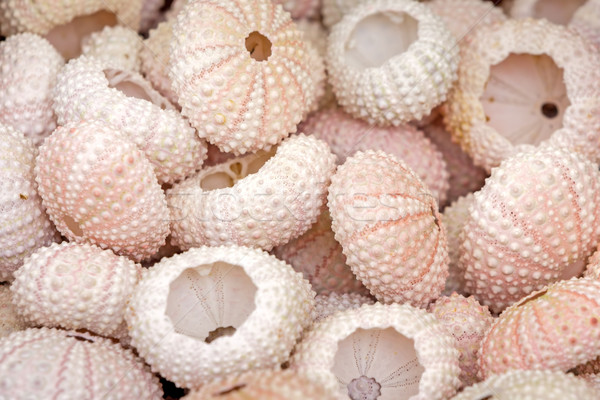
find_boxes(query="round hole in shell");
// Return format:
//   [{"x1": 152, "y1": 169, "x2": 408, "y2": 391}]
[
  {"x1": 344, "y1": 12, "x2": 419, "y2": 70},
  {"x1": 332, "y1": 328, "x2": 424, "y2": 400},
  {"x1": 481, "y1": 53, "x2": 570, "y2": 146},
  {"x1": 63, "y1": 214, "x2": 84, "y2": 237},
  {"x1": 44, "y1": 10, "x2": 118, "y2": 60},
  {"x1": 104, "y1": 69, "x2": 171, "y2": 110},
  {"x1": 165, "y1": 262, "x2": 258, "y2": 342},
  {"x1": 245, "y1": 31, "x2": 272, "y2": 61},
  {"x1": 532, "y1": 0, "x2": 587, "y2": 25}
]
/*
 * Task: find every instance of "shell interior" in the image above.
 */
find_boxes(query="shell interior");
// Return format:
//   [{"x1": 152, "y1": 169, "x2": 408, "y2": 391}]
[
  {"x1": 200, "y1": 148, "x2": 277, "y2": 191},
  {"x1": 165, "y1": 262, "x2": 258, "y2": 342},
  {"x1": 344, "y1": 12, "x2": 419, "y2": 70},
  {"x1": 481, "y1": 53, "x2": 569, "y2": 146},
  {"x1": 45, "y1": 11, "x2": 118, "y2": 60},
  {"x1": 104, "y1": 69, "x2": 172, "y2": 110},
  {"x1": 332, "y1": 328, "x2": 424, "y2": 400},
  {"x1": 63, "y1": 214, "x2": 84, "y2": 237},
  {"x1": 533, "y1": 0, "x2": 587, "y2": 25}
]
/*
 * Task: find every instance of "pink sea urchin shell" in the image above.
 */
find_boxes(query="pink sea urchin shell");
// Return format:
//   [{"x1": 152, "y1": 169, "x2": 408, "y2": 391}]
[
  {"x1": 169, "y1": 0, "x2": 324, "y2": 155},
  {"x1": 0, "y1": 33, "x2": 64, "y2": 146},
  {"x1": 0, "y1": 284, "x2": 27, "y2": 338},
  {"x1": 459, "y1": 146, "x2": 600, "y2": 313},
  {"x1": 291, "y1": 302, "x2": 461, "y2": 400},
  {"x1": 326, "y1": 0, "x2": 459, "y2": 126},
  {"x1": 35, "y1": 120, "x2": 170, "y2": 262},
  {"x1": 168, "y1": 134, "x2": 336, "y2": 251},
  {"x1": 429, "y1": 293, "x2": 494, "y2": 387},
  {"x1": 11, "y1": 242, "x2": 141, "y2": 336},
  {"x1": 312, "y1": 292, "x2": 375, "y2": 323},
  {"x1": 479, "y1": 278, "x2": 600, "y2": 378},
  {"x1": 444, "y1": 18, "x2": 600, "y2": 171},
  {"x1": 273, "y1": 0, "x2": 321, "y2": 20},
  {"x1": 272, "y1": 209, "x2": 370, "y2": 296},
  {"x1": 125, "y1": 245, "x2": 315, "y2": 389},
  {"x1": 0, "y1": 327, "x2": 162, "y2": 398},
  {"x1": 0, "y1": 123, "x2": 59, "y2": 282},
  {"x1": 53, "y1": 55, "x2": 207, "y2": 184},
  {"x1": 327, "y1": 150, "x2": 449, "y2": 307},
  {"x1": 301, "y1": 108, "x2": 450, "y2": 205}
]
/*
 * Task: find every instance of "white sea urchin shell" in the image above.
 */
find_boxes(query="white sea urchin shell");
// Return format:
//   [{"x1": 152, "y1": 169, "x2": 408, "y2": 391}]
[{"x1": 81, "y1": 25, "x2": 143, "y2": 72}]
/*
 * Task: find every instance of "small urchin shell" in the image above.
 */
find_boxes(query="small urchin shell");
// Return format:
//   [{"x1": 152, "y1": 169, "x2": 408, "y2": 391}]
[
  {"x1": 11, "y1": 242, "x2": 141, "y2": 336},
  {"x1": 273, "y1": 0, "x2": 321, "y2": 20},
  {"x1": 53, "y1": 55, "x2": 207, "y2": 184},
  {"x1": 81, "y1": 25, "x2": 143, "y2": 72},
  {"x1": 301, "y1": 108, "x2": 450, "y2": 205},
  {"x1": 0, "y1": 327, "x2": 162, "y2": 399},
  {"x1": 0, "y1": 123, "x2": 59, "y2": 282},
  {"x1": 35, "y1": 120, "x2": 170, "y2": 262},
  {"x1": 140, "y1": 20, "x2": 179, "y2": 105},
  {"x1": 584, "y1": 249, "x2": 600, "y2": 279},
  {"x1": 327, "y1": 150, "x2": 449, "y2": 307},
  {"x1": 168, "y1": 134, "x2": 336, "y2": 252},
  {"x1": 570, "y1": 1, "x2": 600, "y2": 48},
  {"x1": 429, "y1": 293, "x2": 494, "y2": 387},
  {"x1": 444, "y1": 18, "x2": 600, "y2": 172},
  {"x1": 326, "y1": 0, "x2": 459, "y2": 126},
  {"x1": 321, "y1": 0, "x2": 362, "y2": 28},
  {"x1": 169, "y1": 0, "x2": 324, "y2": 155},
  {"x1": 459, "y1": 147, "x2": 600, "y2": 313},
  {"x1": 290, "y1": 302, "x2": 461, "y2": 400},
  {"x1": 272, "y1": 209, "x2": 370, "y2": 296},
  {"x1": 140, "y1": 0, "x2": 166, "y2": 33},
  {"x1": 450, "y1": 369, "x2": 597, "y2": 400},
  {"x1": 312, "y1": 292, "x2": 375, "y2": 323},
  {"x1": 0, "y1": 285, "x2": 27, "y2": 338},
  {"x1": 509, "y1": 0, "x2": 588, "y2": 26},
  {"x1": 0, "y1": 33, "x2": 64, "y2": 146},
  {"x1": 183, "y1": 369, "x2": 337, "y2": 400},
  {"x1": 125, "y1": 245, "x2": 315, "y2": 389},
  {"x1": 479, "y1": 278, "x2": 600, "y2": 378}
]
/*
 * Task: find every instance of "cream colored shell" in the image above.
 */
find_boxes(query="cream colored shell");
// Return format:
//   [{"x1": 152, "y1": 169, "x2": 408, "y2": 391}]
[{"x1": 81, "y1": 25, "x2": 143, "y2": 72}]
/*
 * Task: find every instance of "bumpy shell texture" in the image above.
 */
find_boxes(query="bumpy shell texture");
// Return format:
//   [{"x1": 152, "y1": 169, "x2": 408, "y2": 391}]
[
  {"x1": 291, "y1": 302, "x2": 461, "y2": 400},
  {"x1": 140, "y1": 20, "x2": 179, "y2": 105},
  {"x1": 272, "y1": 0, "x2": 321, "y2": 20},
  {"x1": 479, "y1": 278, "x2": 600, "y2": 378},
  {"x1": 81, "y1": 25, "x2": 143, "y2": 72},
  {"x1": 125, "y1": 245, "x2": 315, "y2": 389},
  {"x1": 168, "y1": 134, "x2": 336, "y2": 251},
  {"x1": 510, "y1": 0, "x2": 588, "y2": 26},
  {"x1": 301, "y1": 108, "x2": 449, "y2": 205},
  {"x1": 0, "y1": 284, "x2": 27, "y2": 338},
  {"x1": 272, "y1": 209, "x2": 370, "y2": 296},
  {"x1": 169, "y1": 0, "x2": 324, "y2": 155},
  {"x1": 429, "y1": 293, "x2": 494, "y2": 387},
  {"x1": 450, "y1": 369, "x2": 597, "y2": 400},
  {"x1": 445, "y1": 18, "x2": 600, "y2": 171},
  {"x1": 0, "y1": 328, "x2": 162, "y2": 399},
  {"x1": 327, "y1": 0, "x2": 459, "y2": 126},
  {"x1": 0, "y1": 33, "x2": 64, "y2": 146},
  {"x1": 53, "y1": 55, "x2": 207, "y2": 184},
  {"x1": 11, "y1": 242, "x2": 141, "y2": 336},
  {"x1": 35, "y1": 120, "x2": 170, "y2": 262},
  {"x1": 570, "y1": 1, "x2": 600, "y2": 48},
  {"x1": 184, "y1": 369, "x2": 337, "y2": 400},
  {"x1": 0, "y1": 123, "x2": 59, "y2": 282},
  {"x1": 328, "y1": 150, "x2": 449, "y2": 307},
  {"x1": 312, "y1": 292, "x2": 375, "y2": 323},
  {"x1": 459, "y1": 147, "x2": 600, "y2": 313}
]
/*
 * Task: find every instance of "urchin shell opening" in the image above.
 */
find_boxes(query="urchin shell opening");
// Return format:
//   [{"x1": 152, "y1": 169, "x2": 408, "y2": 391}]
[
  {"x1": 44, "y1": 11, "x2": 118, "y2": 60},
  {"x1": 332, "y1": 328, "x2": 424, "y2": 400},
  {"x1": 199, "y1": 148, "x2": 277, "y2": 191},
  {"x1": 104, "y1": 69, "x2": 171, "y2": 110},
  {"x1": 63, "y1": 214, "x2": 84, "y2": 237},
  {"x1": 344, "y1": 12, "x2": 419, "y2": 70},
  {"x1": 481, "y1": 53, "x2": 569, "y2": 147},
  {"x1": 165, "y1": 262, "x2": 258, "y2": 342},
  {"x1": 245, "y1": 31, "x2": 272, "y2": 62},
  {"x1": 532, "y1": 0, "x2": 586, "y2": 24}
]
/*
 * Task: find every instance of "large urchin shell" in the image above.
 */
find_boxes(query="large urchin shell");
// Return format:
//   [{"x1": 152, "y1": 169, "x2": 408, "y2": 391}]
[
  {"x1": 272, "y1": 209, "x2": 370, "y2": 296},
  {"x1": 0, "y1": 327, "x2": 162, "y2": 399},
  {"x1": 327, "y1": 150, "x2": 449, "y2": 307},
  {"x1": 429, "y1": 293, "x2": 494, "y2": 387},
  {"x1": 140, "y1": 20, "x2": 179, "y2": 105},
  {"x1": 0, "y1": 284, "x2": 27, "y2": 338},
  {"x1": 184, "y1": 369, "x2": 337, "y2": 400},
  {"x1": 0, "y1": 123, "x2": 59, "y2": 282},
  {"x1": 125, "y1": 245, "x2": 315, "y2": 389},
  {"x1": 301, "y1": 108, "x2": 449, "y2": 205},
  {"x1": 450, "y1": 369, "x2": 597, "y2": 400},
  {"x1": 479, "y1": 278, "x2": 600, "y2": 378},
  {"x1": 312, "y1": 292, "x2": 375, "y2": 323},
  {"x1": 0, "y1": 33, "x2": 64, "y2": 146},
  {"x1": 444, "y1": 18, "x2": 600, "y2": 172},
  {"x1": 53, "y1": 55, "x2": 207, "y2": 184},
  {"x1": 326, "y1": 0, "x2": 459, "y2": 126},
  {"x1": 290, "y1": 303, "x2": 461, "y2": 400},
  {"x1": 168, "y1": 134, "x2": 336, "y2": 252},
  {"x1": 11, "y1": 242, "x2": 141, "y2": 336},
  {"x1": 459, "y1": 147, "x2": 600, "y2": 313},
  {"x1": 35, "y1": 120, "x2": 170, "y2": 262},
  {"x1": 81, "y1": 25, "x2": 143, "y2": 72},
  {"x1": 169, "y1": 0, "x2": 324, "y2": 155}
]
